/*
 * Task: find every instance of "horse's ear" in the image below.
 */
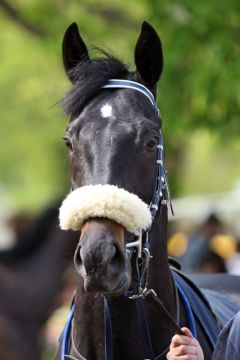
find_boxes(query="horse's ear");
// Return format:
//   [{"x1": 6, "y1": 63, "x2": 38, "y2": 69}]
[
  {"x1": 62, "y1": 23, "x2": 89, "y2": 82},
  {"x1": 134, "y1": 21, "x2": 163, "y2": 89}
]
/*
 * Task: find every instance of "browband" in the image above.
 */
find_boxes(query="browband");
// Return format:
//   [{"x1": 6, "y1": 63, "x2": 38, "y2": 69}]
[{"x1": 102, "y1": 79, "x2": 160, "y2": 114}]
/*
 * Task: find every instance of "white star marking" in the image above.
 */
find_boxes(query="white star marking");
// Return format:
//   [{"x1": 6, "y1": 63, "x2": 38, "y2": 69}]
[{"x1": 100, "y1": 103, "x2": 113, "y2": 118}]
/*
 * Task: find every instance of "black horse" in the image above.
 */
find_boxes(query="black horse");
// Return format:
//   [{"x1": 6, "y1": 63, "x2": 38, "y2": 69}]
[
  {"x1": 56, "y1": 21, "x2": 240, "y2": 360},
  {"x1": 0, "y1": 203, "x2": 78, "y2": 360}
]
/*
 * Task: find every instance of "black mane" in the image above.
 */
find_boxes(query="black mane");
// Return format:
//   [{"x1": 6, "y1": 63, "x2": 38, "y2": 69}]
[{"x1": 63, "y1": 51, "x2": 129, "y2": 120}]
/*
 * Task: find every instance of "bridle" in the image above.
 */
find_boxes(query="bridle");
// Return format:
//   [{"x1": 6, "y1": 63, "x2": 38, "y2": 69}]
[{"x1": 61, "y1": 79, "x2": 195, "y2": 360}]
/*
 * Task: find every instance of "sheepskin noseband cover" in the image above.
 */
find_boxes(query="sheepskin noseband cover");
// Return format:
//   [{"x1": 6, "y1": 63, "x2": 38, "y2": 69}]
[{"x1": 59, "y1": 184, "x2": 152, "y2": 235}]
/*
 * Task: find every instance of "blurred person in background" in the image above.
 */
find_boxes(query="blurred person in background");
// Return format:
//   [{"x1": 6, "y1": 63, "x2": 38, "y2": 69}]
[
  {"x1": 168, "y1": 213, "x2": 237, "y2": 274},
  {"x1": 179, "y1": 214, "x2": 237, "y2": 274},
  {"x1": 180, "y1": 213, "x2": 222, "y2": 272},
  {"x1": 227, "y1": 242, "x2": 240, "y2": 275},
  {"x1": 226, "y1": 223, "x2": 240, "y2": 274},
  {"x1": 0, "y1": 206, "x2": 57, "y2": 264},
  {"x1": 198, "y1": 251, "x2": 227, "y2": 273},
  {"x1": 0, "y1": 211, "x2": 34, "y2": 263},
  {"x1": 0, "y1": 211, "x2": 34, "y2": 251}
]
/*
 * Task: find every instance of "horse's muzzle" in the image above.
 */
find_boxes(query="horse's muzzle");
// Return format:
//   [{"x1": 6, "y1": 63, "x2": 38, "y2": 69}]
[{"x1": 74, "y1": 218, "x2": 131, "y2": 294}]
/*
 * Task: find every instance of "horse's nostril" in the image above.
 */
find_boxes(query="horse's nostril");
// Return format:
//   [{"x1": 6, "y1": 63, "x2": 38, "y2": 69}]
[
  {"x1": 108, "y1": 244, "x2": 124, "y2": 276},
  {"x1": 108, "y1": 244, "x2": 117, "y2": 259},
  {"x1": 74, "y1": 244, "x2": 82, "y2": 270}
]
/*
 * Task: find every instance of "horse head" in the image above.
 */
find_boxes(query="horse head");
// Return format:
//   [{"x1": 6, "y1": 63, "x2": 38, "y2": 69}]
[{"x1": 60, "y1": 22, "x2": 164, "y2": 296}]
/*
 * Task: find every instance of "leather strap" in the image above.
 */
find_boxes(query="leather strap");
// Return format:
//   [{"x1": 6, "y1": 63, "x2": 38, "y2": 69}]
[
  {"x1": 104, "y1": 296, "x2": 113, "y2": 360},
  {"x1": 145, "y1": 290, "x2": 183, "y2": 335},
  {"x1": 136, "y1": 297, "x2": 155, "y2": 360},
  {"x1": 144, "y1": 290, "x2": 183, "y2": 360}
]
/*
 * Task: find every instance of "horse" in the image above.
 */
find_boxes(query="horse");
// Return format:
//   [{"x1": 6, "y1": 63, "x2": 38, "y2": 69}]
[
  {"x1": 0, "y1": 202, "x2": 78, "y2": 360},
  {"x1": 56, "y1": 21, "x2": 240, "y2": 360}
]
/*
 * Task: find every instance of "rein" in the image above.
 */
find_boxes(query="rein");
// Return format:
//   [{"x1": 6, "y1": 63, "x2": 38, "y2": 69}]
[{"x1": 61, "y1": 79, "x2": 195, "y2": 359}]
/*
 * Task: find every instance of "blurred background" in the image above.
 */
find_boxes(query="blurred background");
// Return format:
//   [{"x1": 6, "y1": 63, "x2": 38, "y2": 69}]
[{"x1": 0, "y1": 0, "x2": 239, "y2": 359}]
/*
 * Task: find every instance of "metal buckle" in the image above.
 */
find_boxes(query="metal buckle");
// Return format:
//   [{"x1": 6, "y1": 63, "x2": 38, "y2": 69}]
[
  {"x1": 128, "y1": 288, "x2": 157, "y2": 300},
  {"x1": 126, "y1": 232, "x2": 142, "y2": 258}
]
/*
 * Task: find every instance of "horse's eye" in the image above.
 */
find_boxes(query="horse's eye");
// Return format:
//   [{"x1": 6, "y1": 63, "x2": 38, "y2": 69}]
[
  {"x1": 146, "y1": 137, "x2": 158, "y2": 151},
  {"x1": 63, "y1": 136, "x2": 73, "y2": 151}
]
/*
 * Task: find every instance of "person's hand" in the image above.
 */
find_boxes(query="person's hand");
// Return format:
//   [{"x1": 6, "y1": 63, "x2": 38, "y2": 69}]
[{"x1": 166, "y1": 327, "x2": 204, "y2": 360}]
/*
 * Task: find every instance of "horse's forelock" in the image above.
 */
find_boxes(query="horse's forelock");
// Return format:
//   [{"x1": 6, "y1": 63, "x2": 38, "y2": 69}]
[{"x1": 62, "y1": 50, "x2": 129, "y2": 120}]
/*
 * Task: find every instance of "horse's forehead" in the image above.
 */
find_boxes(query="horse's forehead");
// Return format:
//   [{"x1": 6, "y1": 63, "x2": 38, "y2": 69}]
[
  {"x1": 92, "y1": 90, "x2": 142, "y2": 120},
  {"x1": 68, "y1": 90, "x2": 158, "y2": 135}
]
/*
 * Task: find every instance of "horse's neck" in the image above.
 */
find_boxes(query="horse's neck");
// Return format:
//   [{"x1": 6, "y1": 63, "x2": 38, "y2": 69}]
[{"x1": 72, "y1": 205, "x2": 177, "y2": 359}]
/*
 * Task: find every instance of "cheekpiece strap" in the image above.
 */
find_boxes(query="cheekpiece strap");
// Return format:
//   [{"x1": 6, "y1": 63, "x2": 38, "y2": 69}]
[
  {"x1": 149, "y1": 132, "x2": 174, "y2": 219},
  {"x1": 102, "y1": 79, "x2": 160, "y2": 114}
]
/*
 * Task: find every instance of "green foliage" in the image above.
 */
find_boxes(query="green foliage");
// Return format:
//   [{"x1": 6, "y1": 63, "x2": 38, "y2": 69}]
[
  {"x1": 180, "y1": 131, "x2": 240, "y2": 195},
  {"x1": 0, "y1": 0, "x2": 239, "y2": 207},
  {"x1": 151, "y1": 1, "x2": 240, "y2": 137}
]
